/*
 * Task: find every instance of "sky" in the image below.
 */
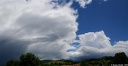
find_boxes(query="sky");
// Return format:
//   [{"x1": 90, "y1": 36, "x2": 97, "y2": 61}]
[
  {"x1": 75, "y1": 0, "x2": 128, "y2": 44},
  {"x1": 0, "y1": 0, "x2": 128, "y2": 65}
]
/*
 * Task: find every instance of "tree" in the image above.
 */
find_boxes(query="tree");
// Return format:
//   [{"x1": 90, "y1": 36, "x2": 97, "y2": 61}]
[
  {"x1": 80, "y1": 60, "x2": 89, "y2": 66},
  {"x1": 114, "y1": 52, "x2": 128, "y2": 64},
  {"x1": 6, "y1": 60, "x2": 19, "y2": 66},
  {"x1": 19, "y1": 53, "x2": 41, "y2": 66}
]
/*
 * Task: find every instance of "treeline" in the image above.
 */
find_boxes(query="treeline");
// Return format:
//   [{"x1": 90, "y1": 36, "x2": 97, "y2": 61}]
[
  {"x1": 80, "y1": 52, "x2": 128, "y2": 66},
  {"x1": 6, "y1": 53, "x2": 74, "y2": 66},
  {"x1": 6, "y1": 53, "x2": 42, "y2": 66},
  {"x1": 6, "y1": 52, "x2": 128, "y2": 66}
]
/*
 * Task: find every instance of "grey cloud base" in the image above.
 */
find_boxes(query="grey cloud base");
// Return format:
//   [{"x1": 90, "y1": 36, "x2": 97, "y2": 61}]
[
  {"x1": 0, "y1": 0, "x2": 128, "y2": 65},
  {"x1": 0, "y1": 36, "x2": 30, "y2": 65}
]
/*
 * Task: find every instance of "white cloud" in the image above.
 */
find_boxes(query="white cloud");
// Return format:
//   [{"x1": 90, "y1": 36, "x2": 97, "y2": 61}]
[
  {"x1": 78, "y1": 30, "x2": 111, "y2": 49},
  {"x1": 0, "y1": 0, "x2": 128, "y2": 65},
  {"x1": 75, "y1": 0, "x2": 92, "y2": 8},
  {"x1": 69, "y1": 31, "x2": 128, "y2": 60},
  {"x1": 0, "y1": 0, "x2": 78, "y2": 64}
]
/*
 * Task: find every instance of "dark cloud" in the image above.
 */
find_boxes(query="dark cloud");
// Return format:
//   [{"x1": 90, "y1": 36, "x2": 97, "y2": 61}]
[
  {"x1": 0, "y1": 0, "x2": 128, "y2": 65},
  {"x1": 0, "y1": 36, "x2": 30, "y2": 65},
  {"x1": 0, "y1": 0, "x2": 78, "y2": 65}
]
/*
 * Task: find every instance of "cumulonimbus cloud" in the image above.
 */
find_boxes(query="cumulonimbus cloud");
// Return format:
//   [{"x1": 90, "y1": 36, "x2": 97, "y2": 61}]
[
  {"x1": 0, "y1": 0, "x2": 127, "y2": 65},
  {"x1": 0, "y1": 0, "x2": 78, "y2": 64}
]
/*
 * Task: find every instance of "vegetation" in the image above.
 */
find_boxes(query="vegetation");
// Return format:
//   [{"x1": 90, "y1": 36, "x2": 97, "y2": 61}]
[
  {"x1": 6, "y1": 52, "x2": 128, "y2": 66},
  {"x1": 6, "y1": 60, "x2": 19, "y2": 66},
  {"x1": 113, "y1": 52, "x2": 128, "y2": 64},
  {"x1": 19, "y1": 53, "x2": 42, "y2": 66},
  {"x1": 6, "y1": 53, "x2": 41, "y2": 66}
]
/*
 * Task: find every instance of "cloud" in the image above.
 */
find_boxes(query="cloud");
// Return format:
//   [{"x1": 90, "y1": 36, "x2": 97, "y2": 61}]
[
  {"x1": 104, "y1": 0, "x2": 107, "y2": 2},
  {"x1": 69, "y1": 31, "x2": 128, "y2": 60},
  {"x1": 75, "y1": 0, "x2": 92, "y2": 8},
  {"x1": 78, "y1": 31, "x2": 111, "y2": 49},
  {"x1": 0, "y1": 0, "x2": 78, "y2": 64},
  {"x1": 0, "y1": 0, "x2": 128, "y2": 65},
  {"x1": 0, "y1": 36, "x2": 30, "y2": 65}
]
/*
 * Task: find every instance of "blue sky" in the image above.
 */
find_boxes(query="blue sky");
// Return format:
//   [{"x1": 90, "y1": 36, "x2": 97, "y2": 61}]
[
  {"x1": 0, "y1": 0, "x2": 128, "y2": 65},
  {"x1": 74, "y1": 0, "x2": 128, "y2": 44}
]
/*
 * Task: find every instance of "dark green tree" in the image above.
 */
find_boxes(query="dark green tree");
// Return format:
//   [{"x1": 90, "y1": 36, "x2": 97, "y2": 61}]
[
  {"x1": 114, "y1": 52, "x2": 128, "y2": 64},
  {"x1": 80, "y1": 60, "x2": 89, "y2": 66},
  {"x1": 6, "y1": 60, "x2": 19, "y2": 66},
  {"x1": 19, "y1": 53, "x2": 41, "y2": 66}
]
